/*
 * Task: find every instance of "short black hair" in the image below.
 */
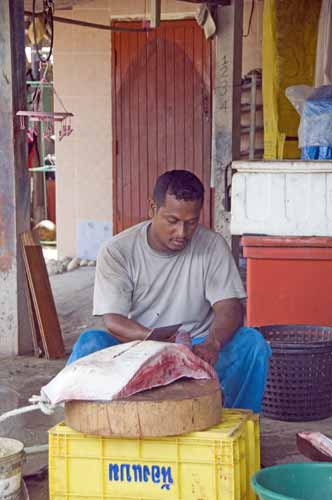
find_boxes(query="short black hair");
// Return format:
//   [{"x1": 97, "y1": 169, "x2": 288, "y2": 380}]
[{"x1": 153, "y1": 170, "x2": 204, "y2": 208}]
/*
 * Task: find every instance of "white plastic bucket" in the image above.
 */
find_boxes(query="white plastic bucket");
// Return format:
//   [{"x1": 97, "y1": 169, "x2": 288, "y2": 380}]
[{"x1": 0, "y1": 438, "x2": 25, "y2": 500}]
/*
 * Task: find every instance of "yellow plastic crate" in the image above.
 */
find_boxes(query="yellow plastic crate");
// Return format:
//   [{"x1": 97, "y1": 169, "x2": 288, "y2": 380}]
[
  {"x1": 49, "y1": 409, "x2": 260, "y2": 500},
  {"x1": 217, "y1": 410, "x2": 260, "y2": 500}
]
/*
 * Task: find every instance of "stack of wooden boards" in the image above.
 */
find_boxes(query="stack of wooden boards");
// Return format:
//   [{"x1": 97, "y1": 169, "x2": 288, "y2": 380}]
[{"x1": 21, "y1": 231, "x2": 65, "y2": 359}]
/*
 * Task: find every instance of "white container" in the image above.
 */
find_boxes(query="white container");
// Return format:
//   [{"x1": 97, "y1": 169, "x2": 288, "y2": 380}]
[
  {"x1": 0, "y1": 438, "x2": 25, "y2": 500},
  {"x1": 231, "y1": 160, "x2": 332, "y2": 236}
]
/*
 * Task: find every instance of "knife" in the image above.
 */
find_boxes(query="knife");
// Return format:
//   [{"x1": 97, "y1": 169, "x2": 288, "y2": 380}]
[{"x1": 145, "y1": 324, "x2": 182, "y2": 341}]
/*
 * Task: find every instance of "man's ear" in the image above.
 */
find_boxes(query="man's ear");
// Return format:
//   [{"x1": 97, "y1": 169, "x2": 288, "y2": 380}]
[{"x1": 148, "y1": 199, "x2": 158, "y2": 218}]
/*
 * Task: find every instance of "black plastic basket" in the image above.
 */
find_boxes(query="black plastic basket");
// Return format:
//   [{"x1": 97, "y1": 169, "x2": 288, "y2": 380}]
[{"x1": 260, "y1": 325, "x2": 332, "y2": 421}]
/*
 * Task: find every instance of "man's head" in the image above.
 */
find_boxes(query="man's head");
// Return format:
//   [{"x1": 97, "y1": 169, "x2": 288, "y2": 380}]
[{"x1": 148, "y1": 170, "x2": 204, "y2": 253}]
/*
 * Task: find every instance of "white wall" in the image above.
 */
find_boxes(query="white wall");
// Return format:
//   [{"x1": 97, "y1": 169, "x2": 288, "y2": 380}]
[
  {"x1": 54, "y1": 0, "x2": 196, "y2": 258},
  {"x1": 54, "y1": 0, "x2": 262, "y2": 257}
]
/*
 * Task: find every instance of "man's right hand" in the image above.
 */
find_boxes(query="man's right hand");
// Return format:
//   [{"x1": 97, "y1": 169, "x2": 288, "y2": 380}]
[
  {"x1": 103, "y1": 313, "x2": 150, "y2": 342},
  {"x1": 146, "y1": 324, "x2": 182, "y2": 341}
]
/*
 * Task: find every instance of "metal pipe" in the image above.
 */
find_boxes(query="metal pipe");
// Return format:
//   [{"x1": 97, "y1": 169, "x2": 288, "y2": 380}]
[
  {"x1": 24, "y1": 11, "x2": 151, "y2": 32},
  {"x1": 249, "y1": 73, "x2": 257, "y2": 160}
]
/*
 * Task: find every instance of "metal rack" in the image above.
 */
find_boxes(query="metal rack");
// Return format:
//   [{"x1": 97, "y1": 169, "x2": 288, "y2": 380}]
[
  {"x1": 240, "y1": 71, "x2": 263, "y2": 160},
  {"x1": 26, "y1": 80, "x2": 55, "y2": 220}
]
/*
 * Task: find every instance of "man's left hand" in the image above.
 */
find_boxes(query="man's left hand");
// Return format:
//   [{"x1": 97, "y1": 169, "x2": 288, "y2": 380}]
[
  {"x1": 193, "y1": 337, "x2": 220, "y2": 365},
  {"x1": 193, "y1": 298, "x2": 243, "y2": 365}
]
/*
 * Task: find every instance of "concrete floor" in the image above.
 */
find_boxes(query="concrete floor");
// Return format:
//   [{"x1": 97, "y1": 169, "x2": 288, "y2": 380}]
[
  {"x1": 0, "y1": 267, "x2": 102, "y2": 500},
  {"x1": 1, "y1": 266, "x2": 331, "y2": 499}
]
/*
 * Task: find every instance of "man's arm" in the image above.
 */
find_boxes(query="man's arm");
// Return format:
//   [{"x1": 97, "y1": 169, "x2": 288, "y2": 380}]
[
  {"x1": 103, "y1": 313, "x2": 150, "y2": 343},
  {"x1": 193, "y1": 298, "x2": 243, "y2": 365}
]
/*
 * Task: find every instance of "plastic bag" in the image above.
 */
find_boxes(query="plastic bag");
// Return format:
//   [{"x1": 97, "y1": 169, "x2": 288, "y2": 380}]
[
  {"x1": 285, "y1": 85, "x2": 313, "y2": 116},
  {"x1": 299, "y1": 85, "x2": 332, "y2": 147},
  {"x1": 301, "y1": 146, "x2": 332, "y2": 160}
]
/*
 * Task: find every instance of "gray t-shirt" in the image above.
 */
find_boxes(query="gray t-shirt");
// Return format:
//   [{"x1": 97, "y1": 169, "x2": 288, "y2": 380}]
[{"x1": 93, "y1": 221, "x2": 246, "y2": 339}]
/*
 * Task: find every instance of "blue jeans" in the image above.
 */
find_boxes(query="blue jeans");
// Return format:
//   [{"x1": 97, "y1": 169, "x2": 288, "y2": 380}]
[{"x1": 67, "y1": 327, "x2": 271, "y2": 413}]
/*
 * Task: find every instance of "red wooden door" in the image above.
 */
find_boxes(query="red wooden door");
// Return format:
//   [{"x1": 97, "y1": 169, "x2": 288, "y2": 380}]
[{"x1": 112, "y1": 20, "x2": 212, "y2": 234}]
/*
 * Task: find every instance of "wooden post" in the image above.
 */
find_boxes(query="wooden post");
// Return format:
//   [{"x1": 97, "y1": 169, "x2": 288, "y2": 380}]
[
  {"x1": 211, "y1": 0, "x2": 243, "y2": 248},
  {"x1": 0, "y1": 0, "x2": 33, "y2": 354},
  {"x1": 31, "y1": 45, "x2": 46, "y2": 224},
  {"x1": 150, "y1": 0, "x2": 161, "y2": 28}
]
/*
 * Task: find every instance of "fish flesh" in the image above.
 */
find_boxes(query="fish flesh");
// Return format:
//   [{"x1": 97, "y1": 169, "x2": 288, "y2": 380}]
[{"x1": 41, "y1": 340, "x2": 217, "y2": 405}]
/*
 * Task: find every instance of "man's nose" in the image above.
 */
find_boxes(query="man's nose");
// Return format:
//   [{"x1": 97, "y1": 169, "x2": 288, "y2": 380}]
[{"x1": 175, "y1": 222, "x2": 186, "y2": 238}]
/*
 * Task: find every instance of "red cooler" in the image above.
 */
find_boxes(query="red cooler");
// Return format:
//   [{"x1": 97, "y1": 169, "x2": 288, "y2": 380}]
[{"x1": 242, "y1": 236, "x2": 332, "y2": 327}]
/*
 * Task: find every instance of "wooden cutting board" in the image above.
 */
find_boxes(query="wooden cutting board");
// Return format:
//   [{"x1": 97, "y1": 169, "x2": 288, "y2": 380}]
[{"x1": 65, "y1": 379, "x2": 222, "y2": 438}]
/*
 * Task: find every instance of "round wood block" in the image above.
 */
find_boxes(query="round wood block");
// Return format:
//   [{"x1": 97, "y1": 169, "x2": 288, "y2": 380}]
[{"x1": 64, "y1": 379, "x2": 222, "y2": 438}]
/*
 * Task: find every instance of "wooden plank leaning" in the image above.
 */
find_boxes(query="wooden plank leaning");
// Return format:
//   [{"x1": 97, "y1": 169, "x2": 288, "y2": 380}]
[{"x1": 21, "y1": 231, "x2": 65, "y2": 359}]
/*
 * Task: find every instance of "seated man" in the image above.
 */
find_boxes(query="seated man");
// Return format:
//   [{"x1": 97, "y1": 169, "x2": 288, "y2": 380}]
[{"x1": 68, "y1": 170, "x2": 271, "y2": 412}]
